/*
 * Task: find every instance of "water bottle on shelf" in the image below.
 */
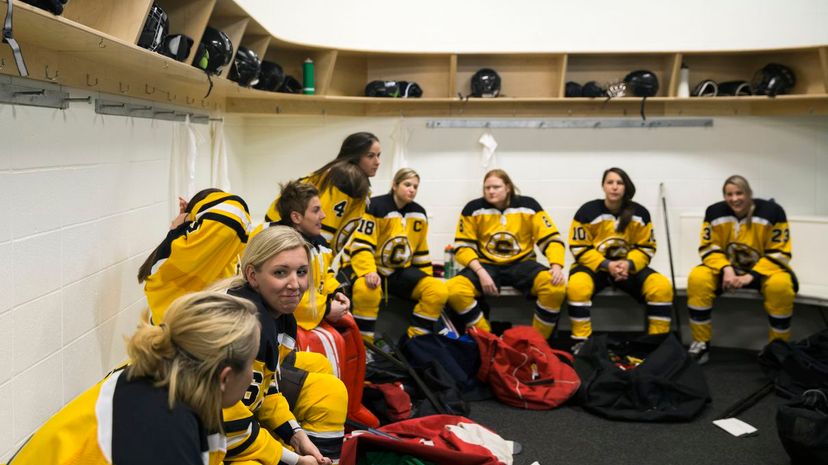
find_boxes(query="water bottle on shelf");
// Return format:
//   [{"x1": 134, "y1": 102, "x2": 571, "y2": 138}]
[{"x1": 443, "y1": 244, "x2": 455, "y2": 279}]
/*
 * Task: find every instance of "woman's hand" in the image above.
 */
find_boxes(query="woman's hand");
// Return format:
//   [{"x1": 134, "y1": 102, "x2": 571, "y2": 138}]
[
  {"x1": 608, "y1": 260, "x2": 629, "y2": 282},
  {"x1": 364, "y1": 272, "x2": 381, "y2": 289},
  {"x1": 169, "y1": 197, "x2": 188, "y2": 230},
  {"x1": 477, "y1": 267, "x2": 498, "y2": 296},
  {"x1": 297, "y1": 455, "x2": 331, "y2": 465},
  {"x1": 722, "y1": 266, "x2": 741, "y2": 291},
  {"x1": 290, "y1": 431, "x2": 330, "y2": 464},
  {"x1": 548, "y1": 264, "x2": 565, "y2": 286},
  {"x1": 326, "y1": 292, "x2": 350, "y2": 323}
]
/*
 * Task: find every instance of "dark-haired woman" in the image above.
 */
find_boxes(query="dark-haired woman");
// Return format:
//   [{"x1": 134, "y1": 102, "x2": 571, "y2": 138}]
[
  {"x1": 265, "y1": 131, "x2": 381, "y2": 253},
  {"x1": 686, "y1": 175, "x2": 795, "y2": 364},
  {"x1": 8, "y1": 292, "x2": 261, "y2": 465},
  {"x1": 138, "y1": 189, "x2": 253, "y2": 324},
  {"x1": 566, "y1": 168, "x2": 673, "y2": 346}
]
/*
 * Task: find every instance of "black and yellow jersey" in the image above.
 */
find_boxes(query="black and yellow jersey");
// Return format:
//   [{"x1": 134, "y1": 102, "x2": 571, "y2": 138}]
[
  {"x1": 9, "y1": 369, "x2": 225, "y2": 465},
  {"x1": 569, "y1": 199, "x2": 656, "y2": 273},
  {"x1": 222, "y1": 284, "x2": 302, "y2": 465},
  {"x1": 349, "y1": 193, "x2": 433, "y2": 277},
  {"x1": 698, "y1": 198, "x2": 792, "y2": 276},
  {"x1": 264, "y1": 172, "x2": 369, "y2": 253},
  {"x1": 453, "y1": 196, "x2": 565, "y2": 267},
  {"x1": 144, "y1": 191, "x2": 252, "y2": 324}
]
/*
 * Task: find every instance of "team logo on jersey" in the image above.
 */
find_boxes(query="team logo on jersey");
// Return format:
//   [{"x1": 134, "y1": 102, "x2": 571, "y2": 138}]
[
  {"x1": 334, "y1": 218, "x2": 360, "y2": 252},
  {"x1": 596, "y1": 237, "x2": 629, "y2": 259},
  {"x1": 726, "y1": 242, "x2": 760, "y2": 274},
  {"x1": 381, "y1": 236, "x2": 412, "y2": 267},
  {"x1": 485, "y1": 232, "x2": 520, "y2": 259}
]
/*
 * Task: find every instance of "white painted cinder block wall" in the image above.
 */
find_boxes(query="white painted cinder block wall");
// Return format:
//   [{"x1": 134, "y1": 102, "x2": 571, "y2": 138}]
[{"x1": 0, "y1": 101, "x2": 216, "y2": 460}]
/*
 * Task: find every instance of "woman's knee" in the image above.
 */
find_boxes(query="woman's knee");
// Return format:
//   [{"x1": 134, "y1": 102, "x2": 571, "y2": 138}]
[{"x1": 566, "y1": 272, "x2": 594, "y2": 302}]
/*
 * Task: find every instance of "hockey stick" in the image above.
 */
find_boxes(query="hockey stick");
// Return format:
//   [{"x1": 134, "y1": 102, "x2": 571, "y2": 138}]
[
  {"x1": 659, "y1": 182, "x2": 683, "y2": 344},
  {"x1": 364, "y1": 337, "x2": 448, "y2": 415},
  {"x1": 345, "y1": 419, "x2": 401, "y2": 440},
  {"x1": 715, "y1": 380, "x2": 774, "y2": 420}
]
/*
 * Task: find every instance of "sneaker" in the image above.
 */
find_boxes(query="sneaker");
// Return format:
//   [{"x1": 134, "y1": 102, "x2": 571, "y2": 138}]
[
  {"x1": 571, "y1": 340, "x2": 586, "y2": 356},
  {"x1": 688, "y1": 341, "x2": 710, "y2": 365}
]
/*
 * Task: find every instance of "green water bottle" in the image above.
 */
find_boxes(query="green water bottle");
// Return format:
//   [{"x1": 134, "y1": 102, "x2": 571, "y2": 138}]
[{"x1": 303, "y1": 58, "x2": 315, "y2": 95}]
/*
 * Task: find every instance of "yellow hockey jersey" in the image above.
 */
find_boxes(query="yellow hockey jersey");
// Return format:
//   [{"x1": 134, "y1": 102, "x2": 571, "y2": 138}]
[
  {"x1": 453, "y1": 196, "x2": 565, "y2": 267},
  {"x1": 349, "y1": 193, "x2": 433, "y2": 277},
  {"x1": 144, "y1": 192, "x2": 252, "y2": 324},
  {"x1": 698, "y1": 198, "x2": 792, "y2": 276},
  {"x1": 264, "y1": 172, "x2": 369, "y2": 253},
  {"x1": 222, "y1": 284, "x2": 302, "y2": 465},
  {"x1": 9, "y1": 369, "x2": 225, "y2": 465},
  {"x1": 569, "y1": 199, "x2": 656, "y2": 273}
]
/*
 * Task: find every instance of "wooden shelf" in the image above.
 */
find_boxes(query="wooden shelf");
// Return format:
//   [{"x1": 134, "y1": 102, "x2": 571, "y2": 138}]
[{"x1": 2, "y1": 1, "x2": 827, "y2": 117}]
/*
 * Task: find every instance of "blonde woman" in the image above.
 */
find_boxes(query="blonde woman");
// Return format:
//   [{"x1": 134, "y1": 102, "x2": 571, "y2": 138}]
[
  {"x1": 265, "y1": 132, "x2": 382, "y2": 253},
  {"x1": 216, "y1": 226, "x2": 346, "y2": 465},
  {"x1": 349, "y1": 168, "x2": 447, "y2": 341},
  {"x1": 8, "y1": 292, "x2": 260, "y2": 465},
  {"x1": 687, "y1": 175, "x2": 796, "y2": 364}
]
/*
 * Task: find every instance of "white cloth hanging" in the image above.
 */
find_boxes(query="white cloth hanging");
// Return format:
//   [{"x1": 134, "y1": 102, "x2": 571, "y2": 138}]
[
  {"x1": 479, "y1": 130, "x2": 498, "y2": 169},
  {"x1": 390, "y1": 117, "x2": 410, "y2": 174},
  {"x1": 170, "y1": 115, "x2": 198, "y2": 217},
  {"x1": 210, "y1": 120, "x2": 231, "y2": 191}
]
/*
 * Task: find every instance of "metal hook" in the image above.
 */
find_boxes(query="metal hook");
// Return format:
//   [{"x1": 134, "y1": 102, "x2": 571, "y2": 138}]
[
  {"x1": 128, "y1": 105, "x2": 152, "y2": 112},
  {"x1": 119, "y1": 82, "x2": 130, "y2": 94},
  {"x1": 100, "y1": 103, "x2": 125, "y2": 109},
  {"x1": 152, "y1": 110, "x2": 175, "y2": 116},
  {"x1": 63, "y1": 96, "x2": 92, "y2": 103},
  {"x1": 86, "y1": 74, "x2": 98, "y2": 87},
  {"x1": 166, "y1": 91, "x2": 175, "y2": 102},
  {"x1": 145, "y1": 84, "x2": 155, "y2": 95},
  {"x1": 44, "y1": 65, "x2": 59, "y2": 81},
  {"x1": 98, "y1": 38, "x2": 106, "y2": 49},
  {"x1": 186, "y1": 96, "x2": 195, "y2": 105},
  {"x1": 13, "y1": 90, "x2": 45, "y2": 97},
  {"x1": 0, "y1": 58, "x2": 5, "y2": 70}
]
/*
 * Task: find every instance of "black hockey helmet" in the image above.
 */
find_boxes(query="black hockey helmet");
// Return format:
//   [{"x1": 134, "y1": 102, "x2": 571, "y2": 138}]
[
  {"x1": 718, "y1": 80, "x2": 752, "y2": 96},
  {"x1": 752, "y1": 63, "x2": 795, "y2": 97},
  {"x1": 160, "y1": 34, "x2": 194, "y2": 62},
  {"x1": 137, "y1": 3, "x2": 168, "y2": 52},
  {"x1": 365, "y1": 80, "x2": 401, "y2": 97},
  {"x1": 582, "y1": 81, "x2": 606, "y2": 98},
  {"x1": 397, "y1": 81, "x2": 423, "y2": 98},
  {"x1": 624, "y1": 70, "x2": 659, "y2": 97},
  {"x1": 278, "y1": 75, "x2": 303, "y2": 94},
  {"x1": 254, "y1": 61, "x2": 286, "y2": 92},
  {"x1": 565, "y1": 81, "x2": 582, "y2": 97},
  {"x1": 20, "y1": 0, "x2": 69, "y2": 15},
  {"x1": 229, "y1": 46, "x2": 261, "y2": 87},
  {"x1": 471, "y1": 68, "x2": 501, "y2": 98},
  {"x1": 192, "y1": 26, "x2": 233, "y2": 75}
]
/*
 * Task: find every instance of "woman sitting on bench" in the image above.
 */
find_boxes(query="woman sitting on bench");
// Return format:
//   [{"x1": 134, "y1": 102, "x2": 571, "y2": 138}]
[{"x1": 445, "y1": 169, "x2": 566, "y2": 338}]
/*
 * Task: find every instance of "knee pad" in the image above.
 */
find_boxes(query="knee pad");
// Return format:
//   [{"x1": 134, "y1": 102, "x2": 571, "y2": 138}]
[{"x1": 566, "y1": 272, "x2": 595, "y2": 303}]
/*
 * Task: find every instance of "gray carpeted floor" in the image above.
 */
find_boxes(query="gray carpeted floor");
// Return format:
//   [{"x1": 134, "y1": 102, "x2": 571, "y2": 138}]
[{"x1": 468, "y1": 346, "x2": 788, "y2": 465}]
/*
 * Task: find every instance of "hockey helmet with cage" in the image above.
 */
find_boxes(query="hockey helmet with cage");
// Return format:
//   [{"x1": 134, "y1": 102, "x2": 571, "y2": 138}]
[
  {"x1": 160, "y1": 34, "x2": 194, "y2": 62},
  {"x1": 254, "y1": 61, "x2": 286, "y2": 92},
  {"x1": 752, "y1": 63, "x2": 795, "y2": 97},
  {"x1": 397, "y1": 81, "x2": 423, "y2": 98},
  {"x1": 192, "y1": 27, "x2": 233, "y2": 75},
  {"x1": 20, "y1": 0, "x2": 69, "y2": 15},
  {"x1": 624, "y1": 70, "x2": 659, "y2": 97},
  {"x1": 229, "y1": 46, "x2": 261, "y2": 87},
  {"x1": 471, "y1": 68, "x2": 501, "y2": 98},
  {"x1": 137, "y1": 3, "x2": 169, "y2": 52}
]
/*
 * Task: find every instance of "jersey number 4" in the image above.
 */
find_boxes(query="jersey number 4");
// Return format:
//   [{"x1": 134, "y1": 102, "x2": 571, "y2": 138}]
[{"x1": 333, "y1": 200, "x2": 347, "y2": 218}]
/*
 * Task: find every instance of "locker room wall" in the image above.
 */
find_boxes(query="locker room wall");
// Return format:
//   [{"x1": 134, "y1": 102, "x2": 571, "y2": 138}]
[{"x1": 0, "y1": 100, "x2": 214, "y2": 460}]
